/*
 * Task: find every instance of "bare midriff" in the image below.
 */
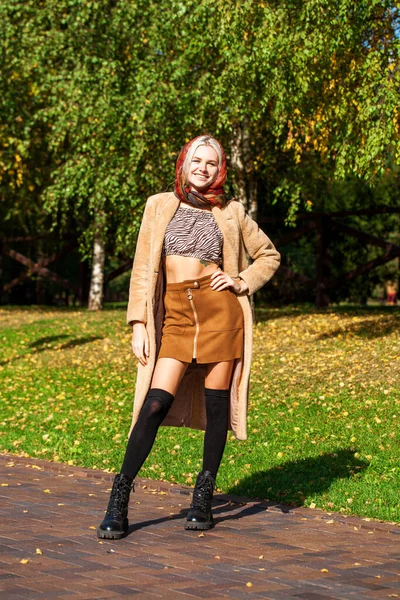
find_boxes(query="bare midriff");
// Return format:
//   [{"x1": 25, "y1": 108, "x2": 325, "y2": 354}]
[{"x1": 163, "y1": 255, "x2": 219, "y2": 284}]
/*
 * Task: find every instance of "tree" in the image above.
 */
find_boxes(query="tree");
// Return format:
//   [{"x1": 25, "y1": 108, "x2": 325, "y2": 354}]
[
  {"x1": 1, "y1": 1, "x2": 165, "y2": 307},
  {"x1": 2, "y1": 1, "x2": 398, "y2": 307}
]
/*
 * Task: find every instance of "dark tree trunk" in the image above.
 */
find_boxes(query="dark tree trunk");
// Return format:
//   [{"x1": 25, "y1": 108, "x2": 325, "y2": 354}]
[
  {"x1": 316, "y1": 216, "x2": 330, "y2": 307},
  {"x1": 77, "y1": 260, "x2": 90, "y2": 307}
]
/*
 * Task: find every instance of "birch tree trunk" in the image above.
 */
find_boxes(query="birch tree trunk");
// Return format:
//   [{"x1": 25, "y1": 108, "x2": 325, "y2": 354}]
[
  {"x1": 230, "y1": 117, "x2": 258, "y2": 221},
  {"x1": 230, "y1": 122, "x2": 248, "y2": 208},
  {"x1": 88, "y1": 213, "x2": 105, "y2": 311}
]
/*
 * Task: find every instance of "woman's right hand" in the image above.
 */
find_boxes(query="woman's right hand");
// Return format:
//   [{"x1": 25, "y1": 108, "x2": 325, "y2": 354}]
[{"x1": 131, "y1": 322, "x2": 149, "y2": 366}]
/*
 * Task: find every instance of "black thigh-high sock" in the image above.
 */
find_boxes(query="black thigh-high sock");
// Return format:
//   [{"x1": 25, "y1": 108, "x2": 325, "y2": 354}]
[
  {"x1": 120, "y1": 388, "x2": 174, "y2": 479},
  {"x1": 202, "y1": 388, "x2": 230, "y2": 480}
]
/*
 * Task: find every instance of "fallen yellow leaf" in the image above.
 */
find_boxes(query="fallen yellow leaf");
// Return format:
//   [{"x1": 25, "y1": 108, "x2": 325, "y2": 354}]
[
  {"x1": 1, "y1": 483, "x2": 9, "y2": 487},
  {"x1": 258, "y1": 554, "x2": 264, "y2": 559},
  {"x1": 20, "y1": 559, "x2": 29, "y2": 564},
  {"x1": 89, "y1": 526, "x2": 96, "y2": 530},
  {"x1": 321, "y1": 569, "x2": 329, "y2": 573},
  {"x1": 246, "y1": 582, "x2": 253, "y2": 588},
  {"x1": 198, "y1": 532, "x2": 204, "y2": 538},
  {"x1": 43, "y1": 489, "x2": 51, "y2": 493},
  {"x1": 35, "y1": 548, "x2": 42, "y2": 555}
]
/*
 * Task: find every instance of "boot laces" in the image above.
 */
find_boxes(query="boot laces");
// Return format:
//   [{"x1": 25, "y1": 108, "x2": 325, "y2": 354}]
[
  {"x1": 106, "y1": 476, "x2": 132, "y2": 518},
  {"x1": 191, "y1": 472, "x2": 214, "y2": 512}
]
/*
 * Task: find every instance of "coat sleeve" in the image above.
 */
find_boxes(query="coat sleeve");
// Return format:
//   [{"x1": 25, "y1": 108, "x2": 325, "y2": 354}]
[
  {"x1": 234, "y1": 202, "x2": 281, "y2": 295},
  {"x1": 126, "y1": 198, "x2": 156, "y2": 325}
]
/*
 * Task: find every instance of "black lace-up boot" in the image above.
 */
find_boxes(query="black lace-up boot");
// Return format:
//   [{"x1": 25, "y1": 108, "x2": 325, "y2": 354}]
[
  {"x1": 97, "y1": 474, "x2": 134, "y2": 539},
  {"x1": 185, "y1": 470, "x2": 215, "y2": 530}
]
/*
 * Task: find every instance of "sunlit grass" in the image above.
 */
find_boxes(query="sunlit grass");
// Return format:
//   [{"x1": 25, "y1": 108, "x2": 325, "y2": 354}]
[{"x1": 1, "y1": 304, "x2": 399, "y2": 523}]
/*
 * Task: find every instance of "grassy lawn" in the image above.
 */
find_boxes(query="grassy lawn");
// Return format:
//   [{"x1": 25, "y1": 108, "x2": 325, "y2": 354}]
[{"x1": 1, "y1": 304, "x2": 399, "y2": 523}]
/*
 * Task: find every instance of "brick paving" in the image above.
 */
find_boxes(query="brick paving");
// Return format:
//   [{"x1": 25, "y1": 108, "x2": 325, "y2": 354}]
[{"x1": 0, "y1": 454, "x2": 399, "y2": 600}]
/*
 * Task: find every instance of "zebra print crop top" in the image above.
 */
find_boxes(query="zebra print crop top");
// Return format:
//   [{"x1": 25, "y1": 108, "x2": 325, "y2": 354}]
[{"x1": 162, "y1": 205, "x2": 223, "y2": 265}]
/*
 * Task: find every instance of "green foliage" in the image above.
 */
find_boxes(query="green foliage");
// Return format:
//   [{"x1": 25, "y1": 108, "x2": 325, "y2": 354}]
[{"x1": 1, "y1": 1, "x2": 398, "y2": 299}]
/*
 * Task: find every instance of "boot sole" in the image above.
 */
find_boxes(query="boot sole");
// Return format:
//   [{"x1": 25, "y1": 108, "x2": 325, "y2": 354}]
[
  {"x1": 96, "y1": 528, "x2": 127, "y2": 539},
  {"x1": 184, "y1": 521, "x2": 214, "y2": 531}
]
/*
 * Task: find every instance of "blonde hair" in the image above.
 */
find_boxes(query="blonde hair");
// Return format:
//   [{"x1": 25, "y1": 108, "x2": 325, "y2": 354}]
[{"x1": 181, "y1": 136, "x2": 223, "y2": 186}]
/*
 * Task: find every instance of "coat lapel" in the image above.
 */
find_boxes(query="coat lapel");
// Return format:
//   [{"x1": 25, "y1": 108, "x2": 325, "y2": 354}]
[
  {"x1": 212, "y1": 204, "x2": 240, "y2": 275},
  {"x1": 152, "y1": 193, "x2": 180, "y2": 267}
]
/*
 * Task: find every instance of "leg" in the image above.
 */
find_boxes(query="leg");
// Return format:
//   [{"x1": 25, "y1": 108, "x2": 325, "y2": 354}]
[
  {"x1": 203, "y1": 360, "x2": 235, "y2": 478},
  {"x1": 150, "y1": 357, "x2": 189, "y2": 395},
  {"x1": 185, "y1": 360, "x2": 234, "y2": 531},
  {"x1": 98, "y1": 358, "x2": 188, "y2": 539},
  {"x1": 205, "y1": 360, "x2": 235, "y2": 391},
  {"x1": 121, "y1": 358, "x2": 189, "y2": 478}
]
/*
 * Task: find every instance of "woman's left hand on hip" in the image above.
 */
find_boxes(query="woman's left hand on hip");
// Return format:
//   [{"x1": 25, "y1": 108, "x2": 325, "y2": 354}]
[{"x1": 210, "y1": 269, "x2": 248, "y2": 294}]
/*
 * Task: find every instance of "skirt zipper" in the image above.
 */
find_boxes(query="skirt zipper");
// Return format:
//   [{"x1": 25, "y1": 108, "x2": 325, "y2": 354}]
[{"x1": 187, "y1": 288, "x2": 199, "y2": 360}]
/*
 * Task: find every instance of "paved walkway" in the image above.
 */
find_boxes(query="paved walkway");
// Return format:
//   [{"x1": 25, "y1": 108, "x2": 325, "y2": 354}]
[{"x1": 0, "y1": 454, "x2": 399, "y2": 600}]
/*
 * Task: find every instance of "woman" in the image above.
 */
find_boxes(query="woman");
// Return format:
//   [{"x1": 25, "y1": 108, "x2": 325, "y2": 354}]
[{"x1": 97, "y1": 135, "x2": 280, "y2": 539}]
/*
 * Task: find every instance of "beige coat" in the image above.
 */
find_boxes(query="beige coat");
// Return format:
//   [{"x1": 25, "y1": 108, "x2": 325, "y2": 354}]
[{"x1": 126, "y1": 192, "x2": 280, "y2": 440}]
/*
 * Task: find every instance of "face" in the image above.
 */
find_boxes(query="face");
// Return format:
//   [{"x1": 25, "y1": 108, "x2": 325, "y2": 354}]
[{"x1": 187, "y1": 145, "x2": 219, "y2": 192}]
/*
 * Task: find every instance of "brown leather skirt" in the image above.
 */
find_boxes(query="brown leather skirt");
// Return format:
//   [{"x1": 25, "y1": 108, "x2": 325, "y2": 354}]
[{"x1": 158, "y1": 274, "x2": 244, "y2": 364}]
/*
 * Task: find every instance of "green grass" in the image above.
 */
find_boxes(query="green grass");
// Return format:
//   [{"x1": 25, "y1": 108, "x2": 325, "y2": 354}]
[{"x1": 1, "y1": 304, "x2": 399, "y2": 523}]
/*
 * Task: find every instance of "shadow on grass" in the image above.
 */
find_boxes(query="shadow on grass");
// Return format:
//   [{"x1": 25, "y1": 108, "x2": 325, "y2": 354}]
[
  {"x1": 0, "y1": 335, "x2": 104, "y2": 366},
  {"x1": 58, "y1": 336, "x2": 103, "y2": 350},
  {"x1": 317, "y1": 315, "x2": 399, "y2": 340},
  {"x1": 255, "y1": 303, "x2": 400, "y2": 324},
  {"x1": 29, "y1": 334, "x2": 69, "y2": 348},
  {"x1": 226, "y1": 448, "x2": 369, "y2": 507},
  {"x1": 29, "y1": 334, "x2": 103, "y2": 352}
]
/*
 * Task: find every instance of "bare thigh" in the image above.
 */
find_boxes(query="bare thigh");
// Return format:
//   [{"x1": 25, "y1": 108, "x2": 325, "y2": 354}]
[
  {"x1": 151, "y1": 357, "x2": 189, "y2": 395},
  {"x1": 205, "y1": 360, "x2": 235, "y2": 390}
]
